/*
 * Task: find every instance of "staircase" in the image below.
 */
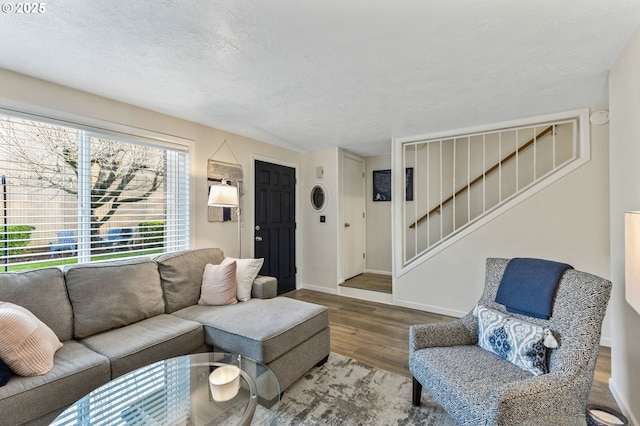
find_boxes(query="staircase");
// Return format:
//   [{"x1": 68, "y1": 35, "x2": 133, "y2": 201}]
[{"x1": 395, "y1": 110, "x2": 590, "y2": 272}]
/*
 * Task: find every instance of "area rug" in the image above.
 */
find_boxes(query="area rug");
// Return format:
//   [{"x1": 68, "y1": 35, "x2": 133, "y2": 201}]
[{"x1": 253, "y1": 352, "x2": 456, "y2": 425}]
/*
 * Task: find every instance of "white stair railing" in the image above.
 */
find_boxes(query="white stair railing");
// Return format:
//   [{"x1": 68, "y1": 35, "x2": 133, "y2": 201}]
[{"x1": 394, "y1": 110, "x2": 589, "y2": 272}]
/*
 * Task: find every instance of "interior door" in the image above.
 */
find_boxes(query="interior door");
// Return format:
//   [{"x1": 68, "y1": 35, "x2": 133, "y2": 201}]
[
  {"x1": 254, "y1": 160, "x2": 296, "y2": 294},
  {"x1": 343, "y1": 154, "x2": 366, "y2": 280}
]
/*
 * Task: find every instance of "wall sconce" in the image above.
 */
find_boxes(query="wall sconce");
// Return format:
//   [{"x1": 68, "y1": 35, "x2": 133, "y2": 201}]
[
  {"x1": 208, "y1": 181, "x2": 241, "y2": 257},
  {"x1": 624, "y1": 211, "x2": 640, "y2": 315}
]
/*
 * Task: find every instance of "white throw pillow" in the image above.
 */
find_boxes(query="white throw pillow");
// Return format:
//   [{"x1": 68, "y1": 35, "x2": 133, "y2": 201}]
[
  {"x1": 221, "y1": 257, "x2": 264, "y2": 302},
  {"x1": 0, "y1": 301, "x2": 63, "y2": 376},
  {"x1": 198, "y1": 261, "x2": 238, "y2": 306}
]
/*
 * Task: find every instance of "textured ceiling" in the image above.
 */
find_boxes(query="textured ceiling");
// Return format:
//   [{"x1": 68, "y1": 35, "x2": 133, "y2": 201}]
[{"x1": 1, "y1": 1, "x2": 639, "y2": 156}]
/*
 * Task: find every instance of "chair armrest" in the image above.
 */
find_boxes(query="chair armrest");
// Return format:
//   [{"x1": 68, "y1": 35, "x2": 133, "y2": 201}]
[
  {"x1": 251, "y1": 275, "x2": 277, "y2": 299},
  {"x1": 409, "y1": 317, "x2": 477, "y2": 352}
]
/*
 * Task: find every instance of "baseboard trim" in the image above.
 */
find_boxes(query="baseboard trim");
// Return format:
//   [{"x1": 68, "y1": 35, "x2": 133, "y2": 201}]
[
  {"x1": 338, "y1": 286, "x2": 393, "y2": 304},
  {"x1": 298, "y1": 283, "x2": 339, "y2": 295},
  {"x1": 394, "y1": 298, "x2": 468, "y2": 319},
  {"x1": 609, "y1": 377, "x2": 638, "y2": 426}
]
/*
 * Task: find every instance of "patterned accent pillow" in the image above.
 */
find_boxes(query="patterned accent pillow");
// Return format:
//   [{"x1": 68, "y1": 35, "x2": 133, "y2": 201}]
[
  {"x1": 0, "y1": 359, "x2": 11, "y2": 386},
  {"x1": 475, "y1": 304, "x2": 550, "y2": 376}
]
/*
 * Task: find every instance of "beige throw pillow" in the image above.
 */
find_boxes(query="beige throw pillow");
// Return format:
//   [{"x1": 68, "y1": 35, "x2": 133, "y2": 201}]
[
  {"x1": 198, "y1": 261, "x2": 238, "y2": 306},
  {"x1": 221, "y1": 257, "x2": 264, "y2": 302},
  {"x1": 0, "y1": 302, "x2": 63, "y2": 376}
]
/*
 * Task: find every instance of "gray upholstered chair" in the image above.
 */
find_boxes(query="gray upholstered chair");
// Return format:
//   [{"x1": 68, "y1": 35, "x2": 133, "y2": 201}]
[{"x1": 409, "y1": 258, "x2": 612, "y2": 425}]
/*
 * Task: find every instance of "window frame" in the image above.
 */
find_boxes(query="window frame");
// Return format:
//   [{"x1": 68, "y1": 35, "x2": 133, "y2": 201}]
[{"x1": 0, "y1": 103, "x2": 194, "y2": 268}]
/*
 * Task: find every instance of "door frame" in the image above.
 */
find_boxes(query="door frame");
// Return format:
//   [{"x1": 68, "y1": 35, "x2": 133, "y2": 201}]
[{"x1": 251, "y1": 154, "x2": 300, "y2": 284}]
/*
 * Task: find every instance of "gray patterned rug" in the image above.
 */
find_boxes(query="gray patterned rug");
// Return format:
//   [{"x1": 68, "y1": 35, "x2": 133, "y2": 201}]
[{"x1": 254, "y1": 352, "x2": 456, "y2": 425}]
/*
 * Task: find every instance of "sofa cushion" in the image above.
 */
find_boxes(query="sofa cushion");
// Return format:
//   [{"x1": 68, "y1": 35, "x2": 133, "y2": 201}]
[
  {"x1": 0, "y1": 340, "x2": 111, "y2": 426},
  {"x1": 172, "y1": 297, "x2": 329, "y2": 364},
  {"x1": 80, "y1": 314, "x2": 205, "y2": 378},
  {"x1": 475, "y1": 304, "x2": 549, "y2": 375},
  {"x1": 199, "y1": 261, "x2": 238, "y2": 306},
  {"x1": 0, "y1": 302, "x2": 63, "y2": 376},
  {"x1": 64, "y1": 258, "x2": 165, "y2": 339},
  {"x1": 156, "y1": 248, "x2": 225, "y2": 313},
  {"x1": 0, "y1": 268, "x2": 73, "y2": 341}
]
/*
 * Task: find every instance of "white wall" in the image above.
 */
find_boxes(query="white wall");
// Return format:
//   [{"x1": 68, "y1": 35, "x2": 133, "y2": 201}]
[
  {"x1": 299, "y1": 147, "x2": 340, "y2": 292},
  {"x1": 365, "y1": 155, "x2": 392, "y2": 274},
  {"x1": 393, "y1": 112, "x2": 612, "y2": 342},
  {"x1": 0, "y1": 69, "x2": 302, "y2": 261},
  {"x1": 609, "y1": 24, "x2": 640, "y2": 425}
]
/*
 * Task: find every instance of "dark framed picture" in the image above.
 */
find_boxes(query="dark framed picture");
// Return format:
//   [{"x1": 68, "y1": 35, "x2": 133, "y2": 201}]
[
  {"x1": 373, "y1": 169, "x2": 391, "y2": 201},
  {"x1": 372, "y1": 168, "x2": 413, "y2": 201}
]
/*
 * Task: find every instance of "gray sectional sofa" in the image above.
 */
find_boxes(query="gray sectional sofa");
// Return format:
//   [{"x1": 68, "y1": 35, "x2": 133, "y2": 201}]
[{"x1": 0, "y1": 248, "x2": 330, "y2": 425}]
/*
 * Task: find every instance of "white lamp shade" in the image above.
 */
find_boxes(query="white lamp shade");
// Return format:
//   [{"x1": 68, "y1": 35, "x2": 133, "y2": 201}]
[
  {"x1": 625, "y1": 211, "x2": 640, "y2": 315},
  {"x1": 208, "y1": 184, "x2": 239, "y2": 207}
]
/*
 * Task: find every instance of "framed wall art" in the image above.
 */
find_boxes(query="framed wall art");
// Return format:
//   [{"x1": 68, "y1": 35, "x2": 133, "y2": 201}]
[{"x1": 372, "y1": 168, "x2": 413, "y2": 201}]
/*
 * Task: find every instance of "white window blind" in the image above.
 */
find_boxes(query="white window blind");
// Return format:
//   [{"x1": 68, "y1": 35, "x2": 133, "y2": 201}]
[{"x1": 0, "y1": 112, "x2": 189, "y2": 270}]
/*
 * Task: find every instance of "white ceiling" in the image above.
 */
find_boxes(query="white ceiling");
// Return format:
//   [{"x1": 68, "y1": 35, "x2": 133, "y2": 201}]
[{"x1": 1, "y1": 1, "x2": 639, "y2": 156}]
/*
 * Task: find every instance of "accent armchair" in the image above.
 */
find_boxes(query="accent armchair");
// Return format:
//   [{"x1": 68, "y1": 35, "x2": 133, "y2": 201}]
[{"x1": 409, "y1": 258, "x2": 612, "y2": 425}]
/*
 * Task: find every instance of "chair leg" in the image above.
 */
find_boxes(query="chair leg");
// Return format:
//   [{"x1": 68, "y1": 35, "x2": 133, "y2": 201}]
[
  {"x1": 412, "y1": 377, "x2": 422, "y2": 406},
  {"x1": 315, "y1": 355, "x2": 329, "y2": 367}
]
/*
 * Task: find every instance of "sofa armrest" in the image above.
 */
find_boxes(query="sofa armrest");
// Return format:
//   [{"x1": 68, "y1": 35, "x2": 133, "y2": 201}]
[
  {"x1": 251, "y1": 275, "x2": 277, "y2": 299},
  {"x1": 409, "y1": 317, "x2": 477, "y2": 352}
]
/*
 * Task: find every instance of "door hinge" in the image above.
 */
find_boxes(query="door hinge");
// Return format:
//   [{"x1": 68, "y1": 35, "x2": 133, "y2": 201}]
[
  {"x1": 363, "y1": 253, "x2": 366, "y2": 259},
  {"x1": 363, "y1": 212, "x2": 365, "y2": 218},
  {"x1": 295, "y1": 266, "x2": 297, "y2": 273}
]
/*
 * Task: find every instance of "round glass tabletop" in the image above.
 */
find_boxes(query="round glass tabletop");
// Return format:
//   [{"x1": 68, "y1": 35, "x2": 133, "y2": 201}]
[{"x1": 52, "y1": 353, "x2": 279, "y2": 426}]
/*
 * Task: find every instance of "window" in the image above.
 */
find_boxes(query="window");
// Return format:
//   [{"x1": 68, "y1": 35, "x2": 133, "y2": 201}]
[{"x1": 0, "y1": 111, "x2": 190, "y2": 270}]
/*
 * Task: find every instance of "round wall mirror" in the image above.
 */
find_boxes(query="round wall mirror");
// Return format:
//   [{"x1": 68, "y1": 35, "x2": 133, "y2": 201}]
[{"x1": 310, "y1": 184, "x2": 327, "y2": 211}]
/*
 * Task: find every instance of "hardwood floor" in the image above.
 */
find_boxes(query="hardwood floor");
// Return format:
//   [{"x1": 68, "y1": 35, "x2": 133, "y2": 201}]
[
  {"x1": 340, "y1": 273, "x2": 392, "y2": 293},
  {"x1": 285, "y1": 289, "x2": 619, "y2": 410}
]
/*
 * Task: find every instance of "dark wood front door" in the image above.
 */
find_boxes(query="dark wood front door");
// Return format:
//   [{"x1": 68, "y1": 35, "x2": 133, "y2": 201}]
[{"x1": 254, "y1": 160, "x2": 296, "y2": 294}]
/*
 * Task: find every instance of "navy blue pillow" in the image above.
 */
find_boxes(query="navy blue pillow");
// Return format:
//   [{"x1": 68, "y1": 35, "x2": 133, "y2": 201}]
[{"x1": 0, "y1": 359, "x2": 12, "y2": 386}]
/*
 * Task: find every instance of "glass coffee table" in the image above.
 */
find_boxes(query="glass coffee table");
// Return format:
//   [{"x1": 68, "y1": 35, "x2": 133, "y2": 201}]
[{"x1": 52, "y1": 353, "x2": 279, "y2": 425}]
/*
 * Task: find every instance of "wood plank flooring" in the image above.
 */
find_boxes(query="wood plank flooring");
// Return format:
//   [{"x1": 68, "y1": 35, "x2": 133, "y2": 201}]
[
  {"x1": 285, "y1": 288, "x2": 619, "y2": 411},
  {"x1": 340, "y1": 273, "x2": 392, "y2": 293}
]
